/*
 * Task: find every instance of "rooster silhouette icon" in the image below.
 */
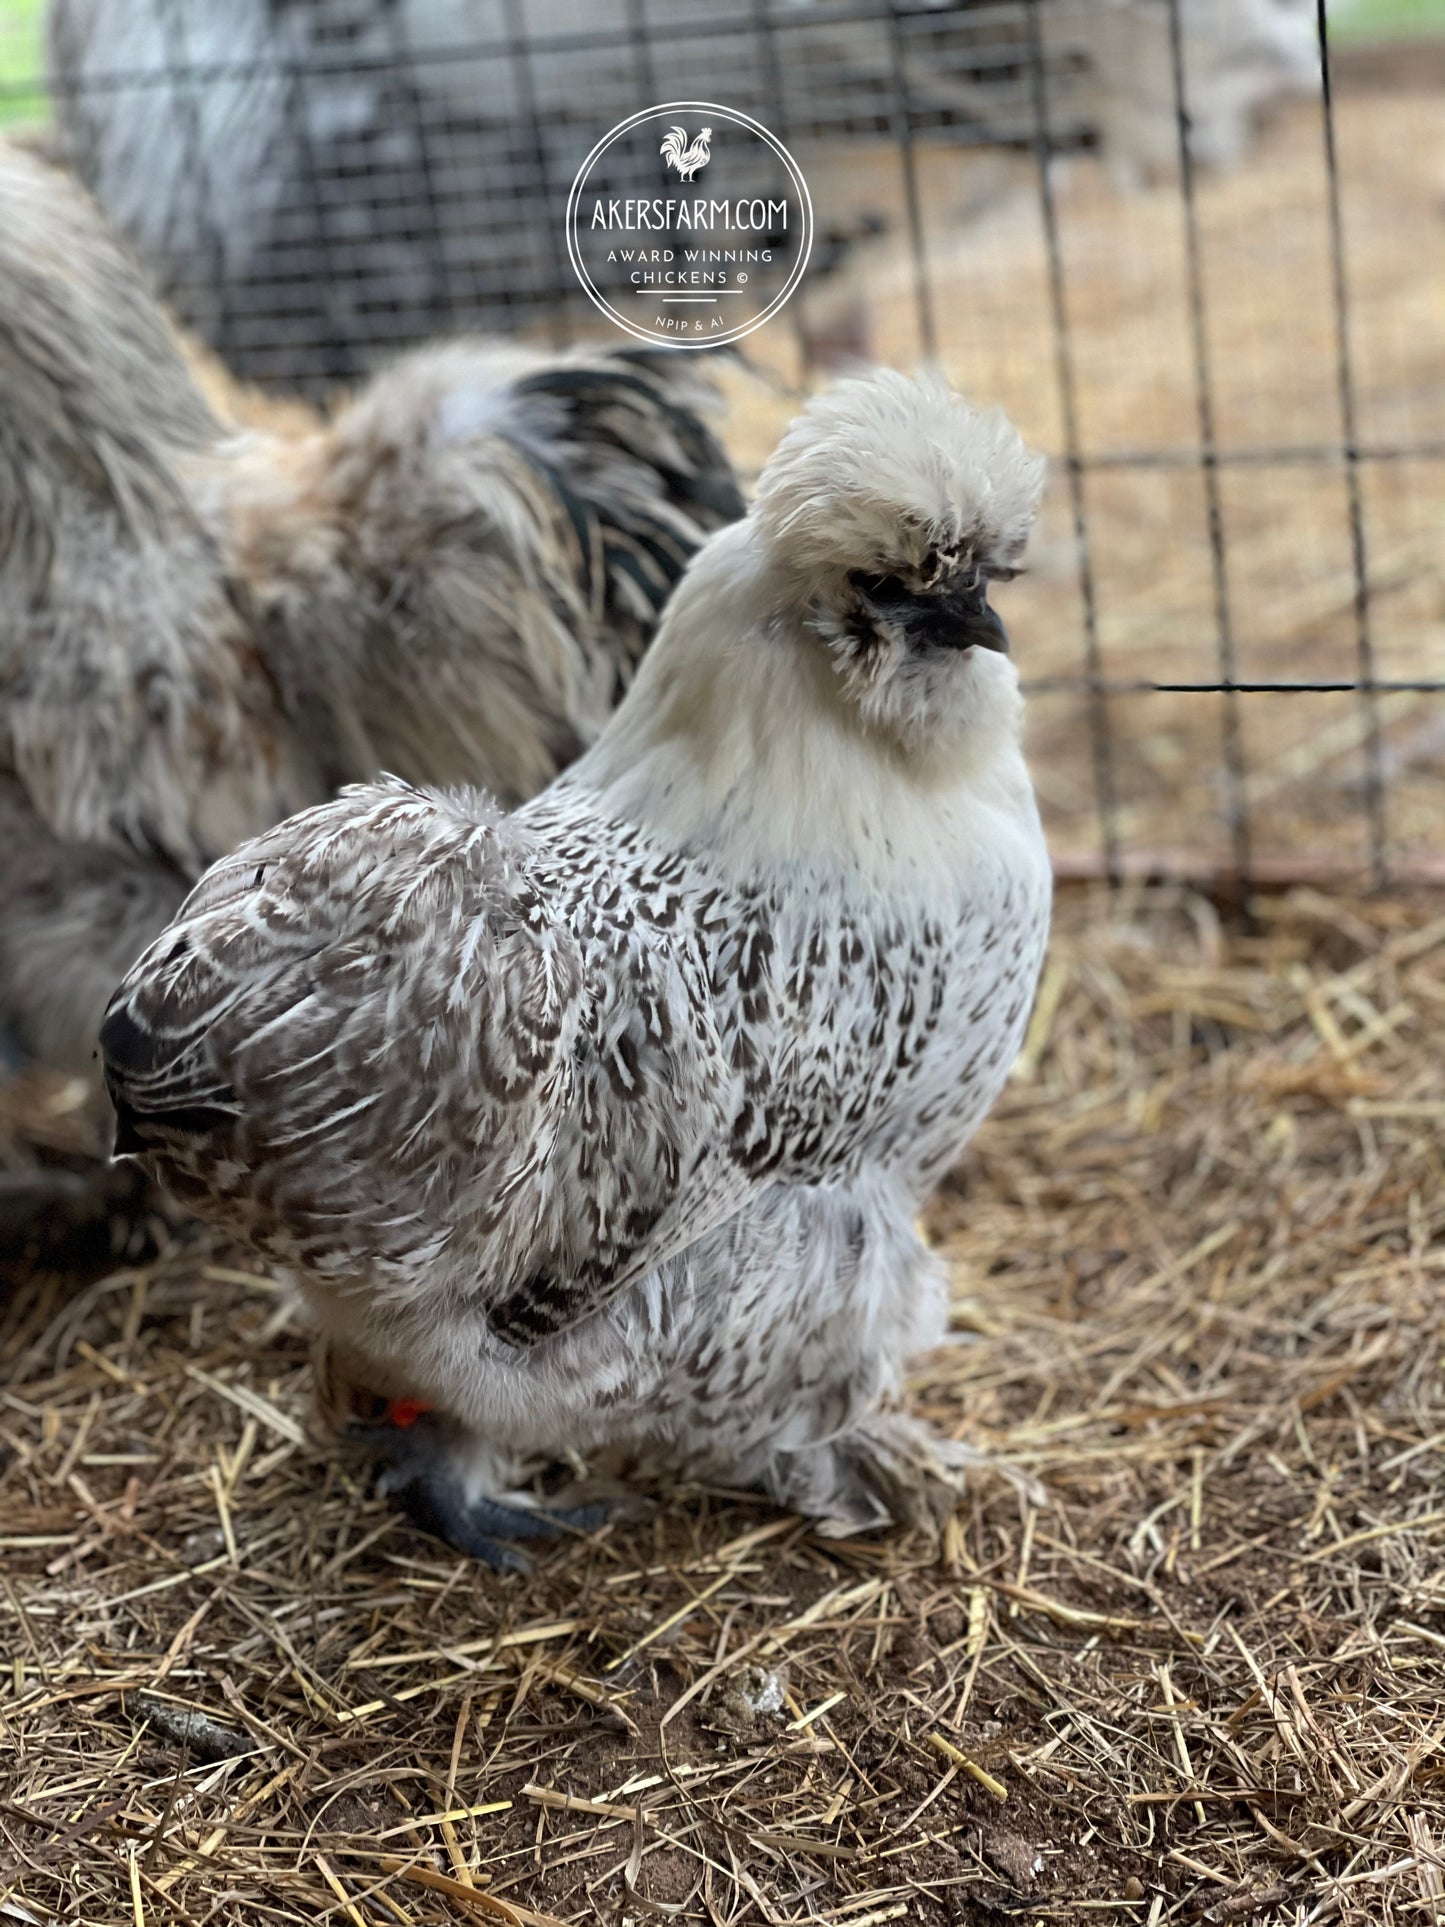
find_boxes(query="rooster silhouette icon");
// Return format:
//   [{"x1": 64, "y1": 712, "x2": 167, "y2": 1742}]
[{"x1": 659, "y1": 125, "x2": 713, "y2": 181}]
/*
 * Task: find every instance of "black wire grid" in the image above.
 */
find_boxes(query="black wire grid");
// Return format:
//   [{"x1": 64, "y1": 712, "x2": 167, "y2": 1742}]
[{"x1": 16, "y1": 0, "x2": 1445, "y2": 887}]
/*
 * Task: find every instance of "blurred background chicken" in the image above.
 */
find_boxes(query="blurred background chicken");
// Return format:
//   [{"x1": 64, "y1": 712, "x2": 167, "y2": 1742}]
[
  {"x1": 45, "y1": 0, "x2": 1321, "y2": 390},
  {"x1": 0, "y1": 139, "x2": 742, "y2": 1266}
]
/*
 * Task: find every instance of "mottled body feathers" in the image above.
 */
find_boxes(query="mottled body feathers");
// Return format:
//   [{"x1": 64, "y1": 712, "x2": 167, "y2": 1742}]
[{"x1": 105, "y1": 370, "x2": 1051, "y2": 1534}]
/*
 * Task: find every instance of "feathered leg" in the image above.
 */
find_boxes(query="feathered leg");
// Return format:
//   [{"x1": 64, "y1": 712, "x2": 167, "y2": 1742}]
[
  {"x1": 762, "y1": 1408, "x2": 1042, "y2": 1537},
  {"x1": 345, "y1": 1412, "x2": 607, "y2": 1573},
  {"x1": 610, "y1": 1177, "x2": 1039, "y2": 1538}
]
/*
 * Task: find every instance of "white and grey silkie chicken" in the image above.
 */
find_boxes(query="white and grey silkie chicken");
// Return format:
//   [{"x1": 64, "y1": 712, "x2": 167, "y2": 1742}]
[
  {"x1": 0, "y1": 140, "x2": 742, "y2": 1082},
  {"x1": 102, "y1": 368, "x2": 1050, "y2": 1561}
]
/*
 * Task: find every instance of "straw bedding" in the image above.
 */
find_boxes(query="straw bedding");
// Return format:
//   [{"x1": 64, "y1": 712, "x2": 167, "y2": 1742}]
[
  {"x1": 5, "y1": 882, "x2": 1445, "y2": 1924},
  {"x1": 4, "y1": 65, "x2": 1445, "y2": 1927}
]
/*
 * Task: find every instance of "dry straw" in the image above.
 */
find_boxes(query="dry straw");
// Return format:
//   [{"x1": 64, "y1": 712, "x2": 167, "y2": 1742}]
[
  {"x1": 4, "y1": 71, "x2": 1445, "y2": 1924},
  {"x1": 5, "y1": 881, "x2": 1445, "y2": 1922}
]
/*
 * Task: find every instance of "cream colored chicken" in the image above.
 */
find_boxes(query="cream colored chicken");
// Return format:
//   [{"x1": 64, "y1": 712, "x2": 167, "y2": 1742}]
[{"x1": 0, "y1": 141, "x2": 742, "y2": 1082}]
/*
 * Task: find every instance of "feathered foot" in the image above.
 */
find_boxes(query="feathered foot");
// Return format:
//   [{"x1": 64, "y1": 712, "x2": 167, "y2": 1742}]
[
  {"x1": 763, "y1": 1408, "x2": 1042, "y2": 1539},
  {"x1": 345, "y1": 1411, "x2": 607, "y2": 1573}
]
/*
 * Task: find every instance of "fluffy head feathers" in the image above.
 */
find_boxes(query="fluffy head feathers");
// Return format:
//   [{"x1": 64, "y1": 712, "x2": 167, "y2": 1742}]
[
  {"x1": 751, "y1": 368, "x2": 1045, "y2": 591},
  {"x1": 746, "y1": 369, "x2": 1044, "y2": 757},
  {"x1": 578, "y1": 370, "x2": 1045, "y2": 865}
]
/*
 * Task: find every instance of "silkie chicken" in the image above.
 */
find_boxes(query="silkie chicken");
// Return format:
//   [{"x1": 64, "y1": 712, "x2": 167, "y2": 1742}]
[
  {"x1": 0, "y1": 139, "x2": 742, "y2": 1084},
  {"x1": 102, "y1": 368, "x2": 1050, "y2": 1564}
]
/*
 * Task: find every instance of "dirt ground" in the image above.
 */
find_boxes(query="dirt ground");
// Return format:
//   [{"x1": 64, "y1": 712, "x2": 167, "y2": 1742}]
[{"x1": 5, "y1": 884, "x2": 1445, "y2": 1925}]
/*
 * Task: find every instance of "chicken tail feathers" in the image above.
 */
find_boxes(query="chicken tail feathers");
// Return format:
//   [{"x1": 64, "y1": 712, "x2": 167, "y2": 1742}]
[{"x1": 501, "y1": 350, "x2": 745, "y2": 662}]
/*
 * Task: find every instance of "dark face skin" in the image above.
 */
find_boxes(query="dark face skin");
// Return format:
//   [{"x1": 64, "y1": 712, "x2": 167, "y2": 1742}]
[{"x1": 848, "y1": 551, "x2": 1013, "y2": 658}]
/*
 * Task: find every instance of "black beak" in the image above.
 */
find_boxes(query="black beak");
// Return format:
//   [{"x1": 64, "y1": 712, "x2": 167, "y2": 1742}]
[
  {"x1": 927, "y1": 579, "x2": 1009, "y2": 656},
  {"x1": 858, "y1": 573, "x2": 1010, "y2": 657}
]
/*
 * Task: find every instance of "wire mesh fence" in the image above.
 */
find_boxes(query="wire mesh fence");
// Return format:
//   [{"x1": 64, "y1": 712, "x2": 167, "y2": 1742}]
[
  {"x1": 35, "y1": 1, "x2": 1180, "y2": 383},
  {"x1": 3, "y1": 0, "x2": 1443, "y2": 891}
]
